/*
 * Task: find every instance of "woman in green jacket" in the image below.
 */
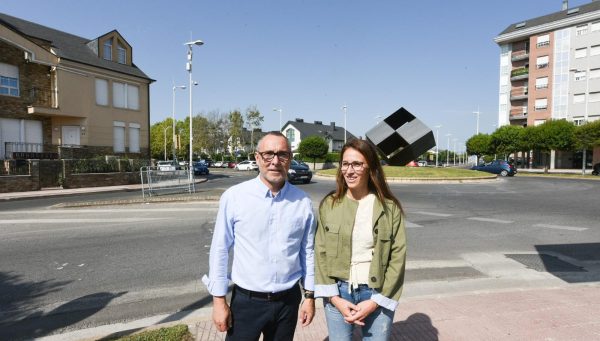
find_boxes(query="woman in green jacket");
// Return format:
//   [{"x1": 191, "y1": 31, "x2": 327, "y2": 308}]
[{"x1": 315, "y1": 139, "x2": 406, "y2": 341}]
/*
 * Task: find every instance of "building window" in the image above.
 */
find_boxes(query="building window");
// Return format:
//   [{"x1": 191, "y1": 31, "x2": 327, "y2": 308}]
[
  {"x1": 103, "y1": 39, "x2": 113, "y2": 61},
  {"x1": 536, "y1": 55, "x2": 549, "y2": 68},
  {"x1": 285, "y1": 128, "x2": 295, "y2": 143},
  {"x1": 573, "y1": 118, "x2": 585, "y2": 126},
  {"x1": 129, "y1": 123, "x2": 140, "y2": 153},
  {"x1": 0, "y1": 63, "x2": 19, "y2": 97},
  {"x1": 535, "y1": 98, "x2": 548, "y2": 110},
  {"x1": 534, "y1": 119, "x2": 546, "y2": 126},
  {"x1": 574, "y1": 93, "x2": 586, "y2": 103},
  {"x1": 591, "y1": 45, "x2": 600, "y2": 56},
  {"x1": 590, "y1": 68, "x2": 600, "y2": 79},
  {"x1": 574, "y1": 71, "x2": 586, "y2": 81},
  {"x1": 592, "y1": 21, "x2": 600, "y2": 32},
  {"x1": 575, "y1": 47, "x2": 587, "y2": 58},
  {"x1": 535, "y1": 76, "x2": 548, "y2": 88},
  {"x1": 589, "y1": 91, "x2": 600, "y2": 102},
  {"x1": 95, "y1": 78, "x2": 108, "y2": 105},
  {"x1": 117, "y1": 43, "x2": 126, "y2": 64},
  {"x1": 576, "y1": 24, "x2": 588, "y2": 36},
  {"x1": 113, "y1": 121, "x2": 125, "y2": 153},
  {"x1": 112, "y1": 82, "x2": 140, "y2": 110},
  {"x1": 536, "y1": 34, "x2": 550, "y2": 47}
]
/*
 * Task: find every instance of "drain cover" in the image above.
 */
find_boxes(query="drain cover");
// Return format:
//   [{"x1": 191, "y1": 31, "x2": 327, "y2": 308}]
[{"x1": 505, "y1": 254, "x2": 586, "y2": 272}]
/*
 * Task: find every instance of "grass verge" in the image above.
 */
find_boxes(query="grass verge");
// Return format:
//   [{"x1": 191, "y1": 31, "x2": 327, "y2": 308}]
[
  {"x1": 107, "y1": 324, "x2": 193, "y2": 341},
  {"x1": 317, "y1": 166, "x2": 491, "y2": 179}
]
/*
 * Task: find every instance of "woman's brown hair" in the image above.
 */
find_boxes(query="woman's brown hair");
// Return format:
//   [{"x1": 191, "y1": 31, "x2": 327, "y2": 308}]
[{"x1": 321, "y1": 138, "x2": 402, "y2": 212}]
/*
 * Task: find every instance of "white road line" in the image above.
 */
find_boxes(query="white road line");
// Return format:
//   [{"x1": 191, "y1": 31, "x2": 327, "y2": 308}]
[
  {"x1": 0, "y1": 218, "x2": 163, "y2": 224},
  {"x1": 467, "y1": 217, "x2": 513, "y2": 224},
  {"x1": 0, "y1": 207, "x2": 218, "y2": 214},
  {"x1": 413, "y1": 211, "x2": 453, "y2": 217},
  {"x1": 533, "y1": 223, "x2": 588, "y2": 232},
  {"x1": 405, "y1": 221, "x2": 423, "y2": 228}
]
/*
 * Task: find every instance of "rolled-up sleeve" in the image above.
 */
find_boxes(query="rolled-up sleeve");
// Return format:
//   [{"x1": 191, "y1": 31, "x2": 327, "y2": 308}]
[
  {"x1": 301, "y1": 203, "x2": 316, "y2": 291},
  {"x1": 202, "y1": 191, "x2": 234, "y2": 296}
]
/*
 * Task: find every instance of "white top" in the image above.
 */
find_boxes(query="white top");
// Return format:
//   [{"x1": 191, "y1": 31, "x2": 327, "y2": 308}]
[{"x1": 348, "y1": 193, "x2": 376, "y2": 290}]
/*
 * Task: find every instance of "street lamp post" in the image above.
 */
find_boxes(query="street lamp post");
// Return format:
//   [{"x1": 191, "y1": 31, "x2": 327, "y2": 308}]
[
  {"x1": 446, "y1": 133, "x2": 452, "y2": 167},
  {"x1": 473, "y1": 107, "x2": 480, "y2": 135},
  {"x1": 185, "y1": 39, "x2": 204, "y2": 188},
  {"x1": 172, "y1": 85, "x2": 186, "y2": 161},
  {"x1": 273, "y1": 107, "x2": 283, "y2": 131},
  {"x1": 163, "y1": 126, "x2": 172, "y2": 161},
  {"x1": 453, "y1": 138, "x2": 457, "y2": 166},
  {"x1": 342, "y1": 104, "x2": 348, "y2": 143},
  {"x1": 434, "y1": 125, "x2": 441, "y2": 167}
]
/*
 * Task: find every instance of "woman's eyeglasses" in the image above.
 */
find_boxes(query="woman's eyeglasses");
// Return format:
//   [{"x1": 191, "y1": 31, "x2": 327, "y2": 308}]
[{"x1": 340, "y1": 161, "x2": 366, "y2": 172}]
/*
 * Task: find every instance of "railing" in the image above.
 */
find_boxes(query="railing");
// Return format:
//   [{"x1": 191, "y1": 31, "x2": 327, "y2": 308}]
[
  {"x1": 22, "y1": 87, "x2": 58, "y2": 108},
  {"x1": 511, "y1": 67, "x2": 529, "y2": 78},
  {"x1": 4, "y1": 142, "x2": 43, "y2": 159},
  {"x1": 140, "y1": 166, "x2": 196, "y2": 200}
]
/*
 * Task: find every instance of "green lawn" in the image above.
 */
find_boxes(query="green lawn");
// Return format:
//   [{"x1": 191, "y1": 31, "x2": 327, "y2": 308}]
[
  {"x1": 317, "y1": 166, "x2": 493, "y2": 179},
  {"x1": 107, "y1": 324, "x2": 193, "y2": 341}
]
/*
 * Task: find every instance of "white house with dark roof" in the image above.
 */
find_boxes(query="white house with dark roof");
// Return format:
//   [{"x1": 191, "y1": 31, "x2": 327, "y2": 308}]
[{"x1": 281, "y1": 118, "x2": 356, "y2": 153}]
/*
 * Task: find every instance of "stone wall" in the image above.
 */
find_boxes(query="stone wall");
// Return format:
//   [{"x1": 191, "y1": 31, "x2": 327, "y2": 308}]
[{"x1": 61, "y1": 172, "x2": 141, "y2": 189}]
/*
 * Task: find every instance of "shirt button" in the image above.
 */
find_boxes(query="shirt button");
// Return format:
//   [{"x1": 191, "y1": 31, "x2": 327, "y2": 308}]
[
  {"x1": 371, "y1": 276, "x2": 377, "y2": 282},
  {"x1": 325, "y1": 226, "x2": 329, "y2": 232},
  {"x1": 374, "y1": 228, "x2": 378, "y2": 234}
]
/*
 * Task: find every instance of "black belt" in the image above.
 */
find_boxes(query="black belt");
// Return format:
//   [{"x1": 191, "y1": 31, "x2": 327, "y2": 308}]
[{"x1": 234, "y1": 284, "x2": 298, "y2": 301}]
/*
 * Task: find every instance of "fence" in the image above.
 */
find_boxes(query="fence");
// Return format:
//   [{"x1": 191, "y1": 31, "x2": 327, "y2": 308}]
[{"x1": 140, "y1": 166, "x2": 196, "y2": 199}]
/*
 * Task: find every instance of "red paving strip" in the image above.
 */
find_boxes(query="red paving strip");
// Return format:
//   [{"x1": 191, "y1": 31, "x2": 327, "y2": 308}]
[{"x1": 193, "y1": 286, "x2": 600, "y2": 340}]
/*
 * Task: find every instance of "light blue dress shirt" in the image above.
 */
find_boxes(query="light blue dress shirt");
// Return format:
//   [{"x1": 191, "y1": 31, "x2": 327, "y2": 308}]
[{"x1": 202, "y1": 176, "x2": 316, "y2": 296}]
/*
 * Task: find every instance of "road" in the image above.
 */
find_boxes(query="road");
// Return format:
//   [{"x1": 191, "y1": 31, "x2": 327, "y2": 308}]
[{"x1": 0, "y1": 171, "x2": 599, "y2": 339}]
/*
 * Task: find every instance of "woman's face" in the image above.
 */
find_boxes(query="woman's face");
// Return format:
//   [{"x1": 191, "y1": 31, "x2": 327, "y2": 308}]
[{"x1": 341, "y1": 147, "x2": 369, "y2": 192}]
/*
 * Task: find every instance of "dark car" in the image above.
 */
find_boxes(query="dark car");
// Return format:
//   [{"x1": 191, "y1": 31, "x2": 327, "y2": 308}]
[
  {"x1": 193, "y1": 162, "x2": 210, "y2": 175},
  {"x1": 288, "y1": 160, "x2": 312, "y2": 184},
  {"x1": 471, "y1": 159, "x2": 516, "y2": 177},
  {"x1": 592, "y1": 163, "x2": 600, "y2": 176}
]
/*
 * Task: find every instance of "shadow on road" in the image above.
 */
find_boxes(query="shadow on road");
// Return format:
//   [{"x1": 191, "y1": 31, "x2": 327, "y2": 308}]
[{"x1": 0, "y1": 273, "x2": 125, "y2": 340}]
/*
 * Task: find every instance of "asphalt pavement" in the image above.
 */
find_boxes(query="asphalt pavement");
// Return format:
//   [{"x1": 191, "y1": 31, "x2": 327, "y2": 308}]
[{"x1": 3, "y1": 176, "x2": 600, "y2": 340}]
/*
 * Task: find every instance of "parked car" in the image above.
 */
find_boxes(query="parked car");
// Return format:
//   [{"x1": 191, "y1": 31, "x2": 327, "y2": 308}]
[
  {"x1": 288, "y1": 160, "x2": 312, "y2": 184},
  {"x1": 235, "y1": 160, "x2": 258, "y2": 171},
  {"x1": 212, "y1": 161, "x2": 223, "y2": 168},
  {"x1": 592, "y1": 163, "x2": 600, "y2": 176},
  {"x1": 156, "y1": 160, "x2": 179, "y2": 171},
  {"x1": 193, "y1": 162, "x2": 210, "y2": 175},
  {"x1": 406, "y1": 160, "x2": 419, "y2": 167},
  {"x1": 471, "y1": 159, "x2": 516, "y2": 177},
  {"x1": 417, "y1": 160, "x2": 428, "y2": 167},
  {"x1": 227, "y1": 161, "x2": 237, "y2": 168}
]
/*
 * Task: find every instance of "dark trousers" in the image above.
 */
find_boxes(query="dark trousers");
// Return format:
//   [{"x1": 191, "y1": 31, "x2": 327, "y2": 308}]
[{"x1": 226, "y1": 284, "x2": 302, "y2": 341}]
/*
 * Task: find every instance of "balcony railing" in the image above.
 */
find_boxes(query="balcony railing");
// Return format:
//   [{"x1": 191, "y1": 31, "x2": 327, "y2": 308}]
[
  {"x1": 22, "y1": 87, "x2": 58, "y2": 108},
  {"x1": 511, "y1": 51, "x2": 530, "y2": 62},
  {"x1": 511, "y1": 67, "x2": 529, "y2": 77}
]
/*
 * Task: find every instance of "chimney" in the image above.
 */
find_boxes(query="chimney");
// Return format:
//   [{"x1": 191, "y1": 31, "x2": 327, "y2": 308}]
[
  {"x1": 295, "y1": 118, "x2": 304, "y2": 122},
  {"x1": 562, "y1": 0, "x2": 568, "y2": 10},
  {"x1": 330, "y1": 122, "x2": 336, "y2": 130},
  {"x1": 314, "y1": 120, "x2": 322, "y2": 125}
]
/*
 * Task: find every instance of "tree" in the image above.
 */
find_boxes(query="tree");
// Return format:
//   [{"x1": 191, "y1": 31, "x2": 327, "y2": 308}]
[
  {"x1": 490, "y1": 125, "x2": 525, "y2": 160},
  {"x1": 229, "y1": 110, "x2": 244, "y2": 153},
  {"x1": 466, "y1": 133, "x2": 491, "y2": 164},
  {"x1": 298, "y1": 136, "x2": 328, "y2": 169},
  {"x1": 574, "y1": 119, "x2": 600, "y2": 151},
  {"x1": 245, "y1": 105, "x2": 264, "y2": 154},
  {"x1": 150, "y1": 119, "x2": 174, "y2": 160},
  {"x1": 534, "y1": 119, "x2": 575, "y2": 171}
]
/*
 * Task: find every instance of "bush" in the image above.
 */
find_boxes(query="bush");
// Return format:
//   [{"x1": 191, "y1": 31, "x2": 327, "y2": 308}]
[{"x1": 108, "y1": 324, "x2": 192, "y2": 341}]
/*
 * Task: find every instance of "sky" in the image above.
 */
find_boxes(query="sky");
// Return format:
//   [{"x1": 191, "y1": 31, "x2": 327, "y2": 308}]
[{"x1": 1, "y1": 0, "x2": 594, "y2": 150}]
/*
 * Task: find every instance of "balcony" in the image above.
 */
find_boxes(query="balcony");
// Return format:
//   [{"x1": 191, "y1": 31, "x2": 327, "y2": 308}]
[
  {"x1": 510, "y1": 87, "x2": 528, "y2": 101},
  {"x1": 509, "y1": 109, "x2": 528, "y2": 120},
  {"x1": 511, "y1": 51, "x2": 530, "y2": 62},
  {"x1": 23, "y1": 87, "x2": 63, "y2": 116},
  {"x1": 510, "y1": 67, "x2": 529, "y2": 81}
]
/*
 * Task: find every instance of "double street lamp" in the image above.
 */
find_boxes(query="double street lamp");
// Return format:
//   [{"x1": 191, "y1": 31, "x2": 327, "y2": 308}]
[
  {"x1": 342, "y1": 104, "x2": 348, "y2": 143},
  {"x1": 184, "y1": 39, "x2": 204, "y2": 187},
  {"x1": 273, "y1": 107, "x2": 283, "y2": 131}
]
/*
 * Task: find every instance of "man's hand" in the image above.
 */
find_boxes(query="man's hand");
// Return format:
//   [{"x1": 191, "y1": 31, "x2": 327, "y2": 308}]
[
  {"x1": 212, "y1": 296, "x2": 232, "y2": 332},
  {"x1": 299, "y1": 298, "x2": 315, "y2": 326},
  {"x1": 330, "y1": 296, "x2": 360, "y2": 321},
  {"x1": 344, "y1": 300, "x2": 379, "y2": 325}
]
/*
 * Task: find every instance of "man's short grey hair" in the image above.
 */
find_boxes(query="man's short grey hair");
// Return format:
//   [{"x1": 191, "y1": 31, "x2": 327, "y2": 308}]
[{"x1": 256, "y1": 131, "x2": 291, "y2": 152}]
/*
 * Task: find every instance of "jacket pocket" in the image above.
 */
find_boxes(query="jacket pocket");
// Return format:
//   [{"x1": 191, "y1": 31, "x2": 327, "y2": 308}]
[{"x1": 324, "y1": 223, "x2": 341, "y2": 257}]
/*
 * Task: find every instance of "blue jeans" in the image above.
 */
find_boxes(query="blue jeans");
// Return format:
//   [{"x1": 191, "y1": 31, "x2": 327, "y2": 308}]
[{"x1": 324, "y1": 281, "x2": 394, "y2": 341}]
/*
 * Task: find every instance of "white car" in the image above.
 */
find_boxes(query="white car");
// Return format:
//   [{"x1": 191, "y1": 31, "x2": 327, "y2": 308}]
[
  {"x1": 157, "y1": 160, "x2": 178, "y2": 171},
  {"x1": 417, "y1": 160, "x2": 428, "y2": 167},
  {"x1": 235, "y1": 160, "x2": 258, "y2": 171}
]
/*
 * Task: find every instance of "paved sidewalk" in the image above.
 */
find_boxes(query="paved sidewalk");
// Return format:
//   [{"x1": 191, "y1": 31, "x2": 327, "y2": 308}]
[{"x1": 191, "y1": 285, "x2": 600, "y2": 341}]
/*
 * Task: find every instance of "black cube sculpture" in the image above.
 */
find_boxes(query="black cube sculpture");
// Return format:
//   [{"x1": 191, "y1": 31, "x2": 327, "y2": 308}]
[{"x1": 365, "y1": 107, "x2": 435, "y2": 166}]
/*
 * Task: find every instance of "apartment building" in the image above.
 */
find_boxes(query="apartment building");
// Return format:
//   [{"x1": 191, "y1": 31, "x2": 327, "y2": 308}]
[
  {"x1": 0, "y1": 13, "x2": 153, "y2": 161},
  {"x1": 495, "y1": 0, "x2": 600, "y2": 168}
]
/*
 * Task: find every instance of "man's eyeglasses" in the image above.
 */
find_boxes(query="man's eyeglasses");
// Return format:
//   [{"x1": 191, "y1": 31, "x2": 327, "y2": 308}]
[
  {"x1": 257, "y1": 151, "x2": 291, "y2": 162},
  {"x1": 340, "y1": 161, "x2": 366, "y2": 172}
]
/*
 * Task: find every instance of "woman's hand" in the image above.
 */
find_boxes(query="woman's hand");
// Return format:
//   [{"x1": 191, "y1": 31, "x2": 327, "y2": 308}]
[
  {"x1": 330, "y1": 296, "x2": 360, "y2": 321},
  {"x1": 344, "y1": 300, "x2": 379, "y2": 325}
]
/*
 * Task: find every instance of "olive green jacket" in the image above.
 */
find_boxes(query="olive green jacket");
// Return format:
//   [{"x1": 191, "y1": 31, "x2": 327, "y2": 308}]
[{"x1": 315, "y1": 194, "x2": 406, "y2": 310}]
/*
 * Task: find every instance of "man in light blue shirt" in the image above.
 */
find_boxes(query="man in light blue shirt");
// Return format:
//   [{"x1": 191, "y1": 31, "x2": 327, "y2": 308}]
[{"x1": 202, "y1": 132, "x2": 316, "y2": 340}]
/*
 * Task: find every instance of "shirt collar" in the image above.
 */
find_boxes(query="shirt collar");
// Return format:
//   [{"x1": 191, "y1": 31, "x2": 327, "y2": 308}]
[{"x1": 253, "y1": 175, "x2": 289, "y2": 198}]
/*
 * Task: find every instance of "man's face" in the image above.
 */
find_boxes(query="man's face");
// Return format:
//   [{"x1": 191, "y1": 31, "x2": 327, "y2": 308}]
[{"x1": 255, "y1": 135, "x2": 291, "y2": 191}]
